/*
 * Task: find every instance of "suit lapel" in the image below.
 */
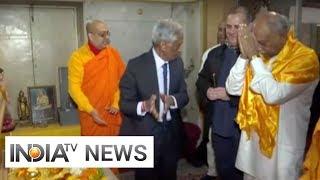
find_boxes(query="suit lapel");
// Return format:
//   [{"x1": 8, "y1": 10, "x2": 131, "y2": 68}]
[
  {"x1": 169, "y1": 60, "x2": 175, "y2": 95},
  {"x1": 211, "y1": 44, "x2": 226, "y2": 87},
  {"x1": 145, "y1": 49, "x2": 160, "y2": 111}
]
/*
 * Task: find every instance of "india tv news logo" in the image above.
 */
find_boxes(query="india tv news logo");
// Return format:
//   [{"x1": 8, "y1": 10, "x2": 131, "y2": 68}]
[
  {"x1": 5, "y1": 136, "x2": 154, "y2": 168},
  {"x1": 10, "y1": 143, "x2": 76, "y2": 162},
  {"x1": 29, "y1": 146, "x2": 41, "y2": 159}
]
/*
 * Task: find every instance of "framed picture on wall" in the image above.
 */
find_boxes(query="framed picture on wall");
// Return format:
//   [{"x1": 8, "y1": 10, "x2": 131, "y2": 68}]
[{"x1": 27, "y1": 85, "x2": 57, "y2": 125}]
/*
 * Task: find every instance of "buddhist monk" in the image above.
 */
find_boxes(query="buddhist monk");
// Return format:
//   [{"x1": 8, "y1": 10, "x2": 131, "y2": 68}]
[{"x1": 68, "y1": 20, "x2": 125, "y2": 136}]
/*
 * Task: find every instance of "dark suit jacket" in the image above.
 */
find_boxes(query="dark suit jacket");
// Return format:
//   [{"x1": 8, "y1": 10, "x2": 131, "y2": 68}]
[
  {"x1": 119, "y1": 49, "x2": 189, "y2": 137},
  {"x1": 196, "y1": 44, "x2": 240, "y2": 137}
]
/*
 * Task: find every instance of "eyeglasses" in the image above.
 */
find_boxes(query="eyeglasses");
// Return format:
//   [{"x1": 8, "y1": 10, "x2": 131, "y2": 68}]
[{"x1": 91, "y1": 30, "x2": 110, "y2": 38}]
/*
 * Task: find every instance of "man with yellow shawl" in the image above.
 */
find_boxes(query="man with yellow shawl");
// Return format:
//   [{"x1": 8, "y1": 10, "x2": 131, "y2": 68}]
[
  {"x1": 226, "y1": 11, "x2": 319, "y2": 180},
  {"x1": 68, "y1": 20, "x2": 125, "y2": 136}
]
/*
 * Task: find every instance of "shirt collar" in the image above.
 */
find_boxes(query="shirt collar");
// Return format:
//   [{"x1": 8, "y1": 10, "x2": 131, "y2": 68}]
[
  {"x1": 225, "y1": 42, "x2": 240, "y2": 52},
  {"x1": 152, "y1": 48, "x2": 168, "y2": 70},
  {"x1": 88, "y1": 41, "x2": 102, "y2": 55}
]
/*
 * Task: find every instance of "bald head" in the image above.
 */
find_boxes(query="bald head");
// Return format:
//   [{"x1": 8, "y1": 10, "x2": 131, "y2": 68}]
[
  {"x1": 86, "y1": 20, "x2": 107, "y2": 35},
  {"x1": 253, "y1": 12, "x2": 289, "y2": 57},
  {"x1": 86, "y1": 20, "x2": 110, "y2": 50},
  {"x1": 255, "y1": 11, "x2": 289, "y2": 37}
]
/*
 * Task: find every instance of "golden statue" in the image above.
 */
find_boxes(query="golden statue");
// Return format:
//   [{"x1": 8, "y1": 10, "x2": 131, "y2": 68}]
[
  {"x1": 0, "y1": 68, "x2": 16, "y2": 132},
  {"x1": 17, "y1": 90, "x2": 30, "y2": 121}
]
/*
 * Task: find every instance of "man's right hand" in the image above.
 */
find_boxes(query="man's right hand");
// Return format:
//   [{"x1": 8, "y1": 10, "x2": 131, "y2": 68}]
[
  {"x1": 143, "y1": 94, "x2": 159, "y2": 120},
  {"x1": 90, "y1": 109, "x2": 107, "y2": 126},
  {"x1": 238, "y1": 23, "x2": 258, "y2": 60}
]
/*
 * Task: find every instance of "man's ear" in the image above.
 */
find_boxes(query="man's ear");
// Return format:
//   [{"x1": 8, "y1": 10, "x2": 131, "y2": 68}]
[
  {"x1": 88, "y1": 33, "x2": 93, "y2": 42},
  {"x1": 159, "y1": 41, "x2": 166, "y2": 51}
]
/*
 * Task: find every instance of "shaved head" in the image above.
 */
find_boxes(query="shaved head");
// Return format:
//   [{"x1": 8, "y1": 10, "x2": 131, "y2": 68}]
[
  {"x1": 86, "y1": 20, "x2": 110, "y2": 50},
  {"x1": 86, "y1": 20, "x2": 107, "y2": 35},
  {"x1": 253, "y1": 11, "x2": 289, "y2": 57},
  {"x1": 254, "y1": 11, "x2": 289, "y2": 37}
]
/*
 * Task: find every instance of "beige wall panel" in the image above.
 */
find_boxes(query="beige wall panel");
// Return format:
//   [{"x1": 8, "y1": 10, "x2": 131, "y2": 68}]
[
  {"x1": 0, "y1": 5, "x2": 34, "y2": 120},
  {"x1": 31, "y1": 6, "x2": 78, "y2": 108}
]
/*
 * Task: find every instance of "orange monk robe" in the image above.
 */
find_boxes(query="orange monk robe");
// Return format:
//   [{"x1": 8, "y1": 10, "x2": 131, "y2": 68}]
[
  {"x1": 68, "y1": 44, "x2": 125, "y2": 136},
  {"x1": 301, "y1": 118, "x2": 320, "y2": 180}
]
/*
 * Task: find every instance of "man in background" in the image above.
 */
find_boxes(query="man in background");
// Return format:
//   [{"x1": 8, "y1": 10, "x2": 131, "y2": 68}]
[
  {"x1": 68, "y1": 20, "x2": 125, "y2": 136},
  {"x1": 196, "y1": 20, "x2": 226, "y2": 180},
  {"x1": 196, "y1": 7, "x2": 250, "y2": 180}
]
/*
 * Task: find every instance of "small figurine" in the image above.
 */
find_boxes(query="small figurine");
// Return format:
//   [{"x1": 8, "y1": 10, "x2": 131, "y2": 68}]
[
  {"x1": 0, "y1": 68, "x2": 16, "y2": 133},
  {"x1": 17, "y1": 90, "x2": 30, "y2": 121}
]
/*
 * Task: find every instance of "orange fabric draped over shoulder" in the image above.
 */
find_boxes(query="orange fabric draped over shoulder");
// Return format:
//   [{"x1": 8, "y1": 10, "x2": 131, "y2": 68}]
[{"x1": 80, "y1": 47, "x2": 125, "y2": 136}]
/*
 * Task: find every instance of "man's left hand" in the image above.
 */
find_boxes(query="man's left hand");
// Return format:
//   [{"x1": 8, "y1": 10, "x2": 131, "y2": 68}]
[
  {"x1": 106, "y1": 106, "x2": 119, "y2": 115},
  {"x1": 160, "y1": 94, "x2": 175, "y2": 114}
]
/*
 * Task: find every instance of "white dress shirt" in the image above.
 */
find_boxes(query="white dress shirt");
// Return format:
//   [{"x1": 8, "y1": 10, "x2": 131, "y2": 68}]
[{"x1": 136, "y1": 48, "x2": 178, "y2": 121}]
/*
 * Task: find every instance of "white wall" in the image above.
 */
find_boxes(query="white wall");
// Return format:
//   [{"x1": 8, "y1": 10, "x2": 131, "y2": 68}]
[
  {"x1": 0, "y1": 5, "x2": 78, "y2": 120},
  {"x1": 289, "y1": 7, "x2": 320, "y2": 24},
  {"x1": 289, "y1": 7, "x2": 320, "y2": 50}
]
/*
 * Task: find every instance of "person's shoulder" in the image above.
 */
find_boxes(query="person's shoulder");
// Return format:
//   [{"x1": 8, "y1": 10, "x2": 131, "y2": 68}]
[
  {"x1": 108, "y1": 45, "x2": 121, "y2": 55},
  {"x1": 69, "y1": 44, "x2": 89, "y2": 60},
  {"x1": 72, "y1": 44, "x2": 90, "y2": 55},
  {"x1": 291, "y1": 40, "x2": 318, "y2": 64},
  {"x1": 201, "y1": 44, "x2": 226, "y2": 65},
  {"x1": 205, "y1": 44, "x2": 223, "y2": 53},
  {"x1": 202, "y1": 44, "x2": 224, "y2": 60},
  {"x1": 295, "y1": 41, "x2": 317, "y2": 55},
  {"x1": 173, "y1": 56, "x2": 183, "y2": 66},
  {"x1": 207, "y1": 44, "x2": 225, "y2": 55},
  {"x1": 127, "y1": 51, "x2": 150, "y2": 67},
  {"x1": 107, "y1": 46, "x2": 126, "y2": 65},
  {"x1": 68, "y1": 44, "x2": 92, "y2": 66}
]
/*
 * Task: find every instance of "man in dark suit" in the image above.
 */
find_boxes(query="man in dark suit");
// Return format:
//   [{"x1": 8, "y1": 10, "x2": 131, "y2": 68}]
[
  {"x1": 119, "y1": 19, "x2": 189, "y2": 180},
  {"x1": 196, "y1": 7, "x2": 250, "y2": 180}
]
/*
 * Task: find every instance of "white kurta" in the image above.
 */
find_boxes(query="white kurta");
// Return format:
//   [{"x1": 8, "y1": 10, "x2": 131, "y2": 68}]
[{"x1": 226, "y1": 56, "x2": 319, "y2": 180}]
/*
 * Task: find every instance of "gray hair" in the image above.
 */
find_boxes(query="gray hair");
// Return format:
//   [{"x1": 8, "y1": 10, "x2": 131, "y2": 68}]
[
  {"x1": 228, "y1": 6, "x2": 252, "y2": 24},
  {"x1": 152, "y1": 19, "x2": 183, "y2": 45}
]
